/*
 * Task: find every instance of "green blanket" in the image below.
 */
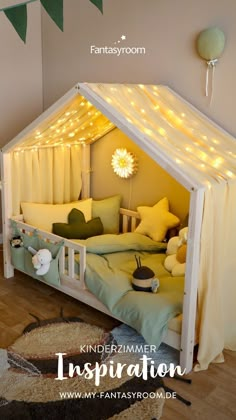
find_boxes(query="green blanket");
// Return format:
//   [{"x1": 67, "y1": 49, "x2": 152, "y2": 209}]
[{"x1": 72, "y1": 233, "x2": 184, "y2": 349}]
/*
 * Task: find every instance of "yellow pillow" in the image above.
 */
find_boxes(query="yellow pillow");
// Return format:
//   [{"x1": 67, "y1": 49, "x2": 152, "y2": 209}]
[
  {"x1": 21, "y1": 199, "x2": 92, "y2": 233},
  {"x1": 135, "y1": 197, "x2": 180, "y2": 242}
]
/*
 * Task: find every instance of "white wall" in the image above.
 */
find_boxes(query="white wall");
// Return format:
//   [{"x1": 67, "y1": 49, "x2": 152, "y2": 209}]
[
  {"x1": 0, "y1": 2, "x2": 43, "y2": 146},
  {"x1": 0, "y1": 1, "x2": 43, "y2": 231},
  {"x1": 42, "y1": 0, "x2": 236, "y2": 137}
]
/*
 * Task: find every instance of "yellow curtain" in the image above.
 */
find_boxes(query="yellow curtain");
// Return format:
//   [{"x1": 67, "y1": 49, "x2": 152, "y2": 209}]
[
  {"x1": 11, "y1": 145, "x2": 82, "y2": 215},
  {"x1": 195, "y1": 180, "x2": 236, "y2": 370}
]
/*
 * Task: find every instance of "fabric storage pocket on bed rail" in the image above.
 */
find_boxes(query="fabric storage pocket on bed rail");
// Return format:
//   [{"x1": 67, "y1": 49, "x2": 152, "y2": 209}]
[
  {"x1": 10, "y1": 246, "x2": 25, "y2": 271},
  {"x1": 24, "y1": 246, "x2": 63, "y2": 286},
  {"x1": 10, "y1": 221, "x2": 64, "y2": 286},
  {"x1": 25, "y1": 236, "x2": 64, "y2": 285},
  {"x1": 38, "y1": 238, "x2": 64, "y2": 285},
  {"x1": 10, "y1": 225, "x2": 39, "y2": 273}
]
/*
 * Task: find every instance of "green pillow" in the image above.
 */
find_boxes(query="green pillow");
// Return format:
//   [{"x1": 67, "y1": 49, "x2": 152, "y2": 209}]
[
  {"x1": 52, "y1": 208, "x2": 103, "y2": 239},
  {"x1": 92, "y1": 195, "x2": 121, "y2": 234}
]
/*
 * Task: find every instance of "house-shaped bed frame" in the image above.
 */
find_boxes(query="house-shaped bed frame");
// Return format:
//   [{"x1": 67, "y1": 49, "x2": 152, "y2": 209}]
[{"x1": 1, "y1": 83, "x2": 236, "y2": 373}]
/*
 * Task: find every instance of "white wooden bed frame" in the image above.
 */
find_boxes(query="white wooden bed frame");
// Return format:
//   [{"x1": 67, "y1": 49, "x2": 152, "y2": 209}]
[
  {"x1": 6, "y1": 207, "x2": 195, "y2": 369},
  {"x1": 0, "y1": 84, "x2": 208, "y2": 374}
]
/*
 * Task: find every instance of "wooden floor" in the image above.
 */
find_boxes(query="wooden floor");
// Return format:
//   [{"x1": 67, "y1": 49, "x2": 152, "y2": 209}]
[{"x1": 0, "y1": 250, "x2": 235, "y2": 419}]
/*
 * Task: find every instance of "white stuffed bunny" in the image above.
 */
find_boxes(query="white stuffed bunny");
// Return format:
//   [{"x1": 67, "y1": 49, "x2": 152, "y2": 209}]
[{"x1": 29, "y1": 248, "x2": 52, "y2": 276}]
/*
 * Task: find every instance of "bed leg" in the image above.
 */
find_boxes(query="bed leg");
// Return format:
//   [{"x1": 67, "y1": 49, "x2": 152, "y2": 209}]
[
  {"x1": 1, "y1": 151, "x2": 14, "y2": 278},
  {"x1": 3, "y1": 243, "x2": 14, "y2": 278},
  {"x1": 179, "y1": 344, "x2": 194, "y2": 374}
]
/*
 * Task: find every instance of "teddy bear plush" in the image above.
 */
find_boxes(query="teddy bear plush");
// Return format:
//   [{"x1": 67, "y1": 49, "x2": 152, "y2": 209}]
[
  {"x1": 28, "y1": 247, "x2": 52, "y2": 276},
  {"x1": 164, "y1": 227, "x2": 188, "y2": 276}
]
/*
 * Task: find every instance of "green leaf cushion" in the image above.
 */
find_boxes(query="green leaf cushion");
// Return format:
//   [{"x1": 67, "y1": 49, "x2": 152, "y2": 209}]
[
  {"x1": 52, "y1": 208, "x2": 104, "y2": 239},
  {"x1": 92, "y1": 195, "x2": 121, "y2": 234}
]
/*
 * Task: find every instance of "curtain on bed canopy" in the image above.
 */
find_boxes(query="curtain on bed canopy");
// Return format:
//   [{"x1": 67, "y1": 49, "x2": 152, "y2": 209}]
[
  {"x1": 10, "y1": 92, "x2": 114, "y2": 215},
  {"x1": 11, "y1": 145, "x2": 82, "y2": 215}
]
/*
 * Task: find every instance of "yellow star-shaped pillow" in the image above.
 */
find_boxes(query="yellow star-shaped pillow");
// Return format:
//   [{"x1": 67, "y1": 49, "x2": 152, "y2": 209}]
[{"x1": 135, "y1": 197, "x2": 180, "y2": 242}]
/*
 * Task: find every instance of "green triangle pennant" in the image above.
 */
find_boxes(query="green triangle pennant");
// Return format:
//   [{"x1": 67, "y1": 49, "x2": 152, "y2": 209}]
[
  {"x1": 40, "y1": 0, "x2": 64, "y2": 31},
  {"x1": 4, "y1": 5, "x2": 27, "y2": 43},
  {"x1": 89, "y1": 0, "x2": 103, "y2": 14}
]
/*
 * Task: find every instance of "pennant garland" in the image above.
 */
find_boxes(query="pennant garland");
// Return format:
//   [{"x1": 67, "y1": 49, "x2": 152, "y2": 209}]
[
  {"x1": 4, "y1": 4, "x2": 27, "y2": 43},
  {"x1": 40, "y1": 0, "x2": 63, "y2": 31},
  {"x1": 89, "y1": 0, "x2": 103, "y2": 14},
  {"x1": 1, "y1": 0, "x2": 103, "y2": 42}
]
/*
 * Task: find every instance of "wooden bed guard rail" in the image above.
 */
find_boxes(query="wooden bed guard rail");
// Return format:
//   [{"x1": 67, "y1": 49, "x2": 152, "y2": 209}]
[
  {"x1": 10, "y1": 208, "x2": 141, "y2": 289},
  {"x1": 10, "y1": 217, "x2": 87, "y2": 288},
  {"x1": 120, "y1": 208, "x2": 140, "y2": 232}
]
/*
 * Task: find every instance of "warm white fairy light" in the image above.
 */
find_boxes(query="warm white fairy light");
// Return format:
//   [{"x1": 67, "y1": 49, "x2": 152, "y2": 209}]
[
  {"x1": 185, "y1": 147, "x2": 192, "y2": 152},
  {"x1": 226, "y1": 170, "x2": 234, "y2": 178},
  {"x1": 175, "y1": 158, "x2": 182, "y2": 165},
  {"x1": 158, "y1": 127, "x2": 166, "y2": 136},
  {"x1": 12, "y1": 84, "x2": 236, "y2": 185},
  {"x1": 213, "y1": 157, "x2": 224, "y2": 168},
  {"x1": 144, "y1": 128, "x2": 153, "y2": 136},
  {"x1": 111, "y1": 148, "x2": 138, "y2": 179}
]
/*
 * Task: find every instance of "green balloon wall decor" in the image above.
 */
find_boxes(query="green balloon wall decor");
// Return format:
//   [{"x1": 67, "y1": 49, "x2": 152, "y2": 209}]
[
  {"x1": 197, "y1": 27, "x2": 226, "y2": 61},
  {"x1": 196, "y1": 27, "x2": 226, "y2": 101}
]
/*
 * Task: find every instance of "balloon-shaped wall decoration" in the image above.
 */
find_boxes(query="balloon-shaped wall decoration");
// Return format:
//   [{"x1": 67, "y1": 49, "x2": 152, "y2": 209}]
[{"x1": 196, "y1": 27, "x2": 226, "y2": 101}]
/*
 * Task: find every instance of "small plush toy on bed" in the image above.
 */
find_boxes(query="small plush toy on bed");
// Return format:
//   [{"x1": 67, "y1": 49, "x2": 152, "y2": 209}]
[
  {"x1": 132, "y1": 255, "x2": 160, "y2": 293},
  {"x1": 164, "y1": 227, "x2": 188, "y2": 276},
  {"x1": 10, "y1": 236, "x2": 23, "y2": 248},
  {"x1": 28, "y1": 246, "x2": 52, "y2": 276}
]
